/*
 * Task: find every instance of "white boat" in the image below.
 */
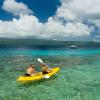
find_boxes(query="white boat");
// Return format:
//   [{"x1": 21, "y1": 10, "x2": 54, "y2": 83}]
[{"x1": 69, "y1": 45, "x2": 77, "y2": 49}]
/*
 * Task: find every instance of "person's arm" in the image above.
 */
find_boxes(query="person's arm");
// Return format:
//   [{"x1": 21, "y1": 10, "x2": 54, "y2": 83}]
[
  {"x1": 41, "y1": 63, "x2": 52, "y2": 71},
  {"x1": 40, "y1": 63, "x2": 49, "y2": 69}
]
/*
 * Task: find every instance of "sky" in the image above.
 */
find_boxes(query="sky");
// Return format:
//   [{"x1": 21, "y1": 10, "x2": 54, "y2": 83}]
[{"x1": 0, "y1": 0, "x2": 100, "y2": 41}]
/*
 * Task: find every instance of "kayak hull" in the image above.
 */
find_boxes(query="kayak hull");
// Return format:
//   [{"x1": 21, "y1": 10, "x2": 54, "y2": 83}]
[{"x1": 17, "y1": 67, "x2": 60, "y2": 82}]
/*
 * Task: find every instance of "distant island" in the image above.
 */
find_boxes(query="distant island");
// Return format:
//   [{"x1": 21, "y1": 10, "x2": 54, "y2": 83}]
[{"x1": 0, "y1": 38, "x2": 100, "y2": 48}]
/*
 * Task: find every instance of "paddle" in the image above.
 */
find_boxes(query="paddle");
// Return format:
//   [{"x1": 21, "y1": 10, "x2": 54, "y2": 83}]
[
  {"x1": 37, "y1": 58, "x2": 44, "y2": 64},
  {"x1": 37, "y1": 58, "x2": 49, "y2": 68}
]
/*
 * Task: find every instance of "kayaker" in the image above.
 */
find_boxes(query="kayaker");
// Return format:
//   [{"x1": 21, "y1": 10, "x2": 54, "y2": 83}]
[
  {"x1": 40, "y1": 63, "x2": 52, "y2": 74},
  {"x1": 25, "y1": 64, "x2": 37, "y2": 76}
]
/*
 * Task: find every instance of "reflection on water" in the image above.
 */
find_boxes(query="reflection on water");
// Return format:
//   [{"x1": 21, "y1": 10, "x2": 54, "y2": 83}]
[{"x1": 0, "y1": 47, "x2": 100, "y2": 100}]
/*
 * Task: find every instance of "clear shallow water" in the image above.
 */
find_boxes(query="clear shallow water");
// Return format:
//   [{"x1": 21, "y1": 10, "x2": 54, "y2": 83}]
[{"x1": 0, "y1": 46, "x2": 100, "y2": 100}]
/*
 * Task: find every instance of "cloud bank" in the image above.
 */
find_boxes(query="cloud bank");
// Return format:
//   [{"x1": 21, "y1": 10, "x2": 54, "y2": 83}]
[
  {"x1": 0, "y1": 0, "x2": 100, "y2": 41},
  {"x1": 2, "y1": 0, "x2": 33, "y2": 16}
]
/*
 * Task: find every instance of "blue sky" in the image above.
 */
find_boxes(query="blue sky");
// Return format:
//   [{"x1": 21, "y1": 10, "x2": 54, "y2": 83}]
[
  {"x1": 0, "y1": 0, "x2": 100, "y2": 41},
  {"x1": 0, "y1": 0, "x2": 60, "y2": 22}
]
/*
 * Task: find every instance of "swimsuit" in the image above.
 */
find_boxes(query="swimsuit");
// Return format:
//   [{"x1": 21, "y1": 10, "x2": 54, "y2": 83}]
[
  {"x1": 42, "y1": 71, "x2": 48, "y2": 74},
  {"x1": 25, "y1": 73, "x2": 31, "y2": 76}
]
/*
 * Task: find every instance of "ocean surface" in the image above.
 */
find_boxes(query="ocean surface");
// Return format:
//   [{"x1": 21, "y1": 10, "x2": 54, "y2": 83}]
[{"x1": 0, "y1": 44, "x2": 100, "y2": 100}]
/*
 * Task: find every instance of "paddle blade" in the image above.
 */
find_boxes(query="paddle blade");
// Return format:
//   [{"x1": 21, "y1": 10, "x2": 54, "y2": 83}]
[
  {"x1": 37, "y1": 58, "x2": 44, "y2": 63},
  {"x1": 44, "y1": 75, "x2": 50, "y2": 79}
]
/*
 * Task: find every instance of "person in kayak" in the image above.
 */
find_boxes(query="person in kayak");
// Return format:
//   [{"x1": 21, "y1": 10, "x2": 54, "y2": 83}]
[
  {"x1": 25, "y1": 64, "x2": 37, "y2": 76},
  {"x1": 40, "y1": 63, "x2": 52, "y2": 74}
]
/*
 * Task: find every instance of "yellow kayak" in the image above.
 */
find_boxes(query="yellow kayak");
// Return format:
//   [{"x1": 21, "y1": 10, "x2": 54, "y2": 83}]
[{"x1": 17, "y1": 67, "x2": 60, "y2": 82}]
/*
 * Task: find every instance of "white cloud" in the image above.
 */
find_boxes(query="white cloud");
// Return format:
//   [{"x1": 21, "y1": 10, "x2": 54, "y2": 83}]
[
  {"x1": 69, "y1": 0, "x2": 100, "y2": 15},
  {"x1": 56, "y1": 7, "x2": 76, "y2": 20},
  {"x1": 42, "y1": 17, "x2": 91, "y2": 39},
  {"x1": 1, "y1": 0, "x2": 100, "y2": 40},
  {"x1": 2, "y1": 0, "x2": 33, "y2": 16},
  {"x1": 0, "y1": 15, "x2": 43, "y2": 38},
  {"x1": 58, "y1": 0, "x2": 100, "y2": 21},
  {"x1": 0, "y1": 15, "x2": 91, "y2": 39}
]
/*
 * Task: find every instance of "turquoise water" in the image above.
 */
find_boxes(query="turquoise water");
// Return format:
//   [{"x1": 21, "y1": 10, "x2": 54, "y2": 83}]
[{"x1": 0, "y1": 46, "x2": 100, "y2": 100}]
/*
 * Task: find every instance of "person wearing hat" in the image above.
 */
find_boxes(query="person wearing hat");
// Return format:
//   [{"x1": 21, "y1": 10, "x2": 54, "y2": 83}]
[{"x1": 25, "y1": 64, "x2": 37, "y2": 76}]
